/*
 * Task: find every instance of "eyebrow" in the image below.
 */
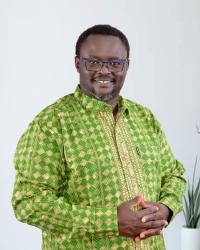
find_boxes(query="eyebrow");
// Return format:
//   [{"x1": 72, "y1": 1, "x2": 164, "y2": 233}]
[{"x1": 87, "y1": 56, "x2": 126, "y2": 60}]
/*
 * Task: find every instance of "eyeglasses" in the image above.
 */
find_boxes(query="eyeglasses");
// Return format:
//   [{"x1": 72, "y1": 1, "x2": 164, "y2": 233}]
[{"x1": 79, "y1": 57, "x2": 128, "y2": 72}]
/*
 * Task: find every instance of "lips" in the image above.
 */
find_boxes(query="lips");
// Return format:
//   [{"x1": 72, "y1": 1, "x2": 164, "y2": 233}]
[
  {"x1": 96, "y1": 80, "x2": 111, "y2": 84},
  {"x1": 93, "y1": 78, "x2": 115, "y2": 85}
]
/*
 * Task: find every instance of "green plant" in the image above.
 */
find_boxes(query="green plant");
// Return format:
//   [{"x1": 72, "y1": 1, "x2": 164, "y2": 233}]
[{"x1": 183, "y1": 156, "x2": 200, "y2": 228}]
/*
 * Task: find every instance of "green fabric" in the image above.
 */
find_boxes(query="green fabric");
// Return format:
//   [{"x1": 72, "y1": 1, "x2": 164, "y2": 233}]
[{"x1": 12, "y1": 85, "x2": 186, "y2": 250}]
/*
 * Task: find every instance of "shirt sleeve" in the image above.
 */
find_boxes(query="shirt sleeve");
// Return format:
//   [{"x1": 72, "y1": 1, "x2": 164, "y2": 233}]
[
  {"x1": 12, "y1": 119, "x2": 118, "y2": 238},
  {"x1": 151, "y1": 114, "x2": 186, "y2": 220}
]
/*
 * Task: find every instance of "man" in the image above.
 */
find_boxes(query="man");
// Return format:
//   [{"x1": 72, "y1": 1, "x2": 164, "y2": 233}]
[{"x1": 12, "y1": 24, "x2": 186, "y2": 250}]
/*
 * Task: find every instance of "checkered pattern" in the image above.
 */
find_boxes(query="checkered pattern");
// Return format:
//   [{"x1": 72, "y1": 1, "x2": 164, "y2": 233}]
[{"x1": 12, "y1": 85, "x2": 186, "y2": 249}]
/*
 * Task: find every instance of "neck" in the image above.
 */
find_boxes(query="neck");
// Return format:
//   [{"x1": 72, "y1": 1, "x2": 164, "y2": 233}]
[
  {"x1": 105, "y1": 97, "x2": 119, "y2": 119},
  {"x1": 79, "y1": 85, "x2": 119, "y2": 117}
]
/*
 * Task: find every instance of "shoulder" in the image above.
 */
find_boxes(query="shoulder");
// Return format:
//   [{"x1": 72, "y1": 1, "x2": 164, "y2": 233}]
[
  {"x1": 26, "y1": 93, "x2": 76, "y2": 135},
  {"x1": 36, "y1": 93, "x2": 74, "y2": 120},
  {"x1": 14, "y1": 94, "x2": 75, "y2": 159},
  {"x1": 123, "y1": 98, "x2": 161, "y2": 132},
  {"x1": 124, "y1": 98, "x2": 154, "y2": 118}
]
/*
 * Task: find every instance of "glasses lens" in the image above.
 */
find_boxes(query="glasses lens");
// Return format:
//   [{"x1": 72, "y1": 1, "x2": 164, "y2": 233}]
[
  {"x1": 85, "y1": 60, "x2": 101, "y2": 71},
  {"x1": 108, "y1": 61, "x2": 124, "y2": 72}
]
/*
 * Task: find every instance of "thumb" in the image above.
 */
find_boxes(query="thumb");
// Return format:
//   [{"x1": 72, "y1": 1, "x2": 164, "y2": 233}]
[
  {"x1": 129, "y1": 195, "x2": 143, "y2": 208},
  {"x1": 136, "y1": 192, "x2": 151, "y2": 209}
]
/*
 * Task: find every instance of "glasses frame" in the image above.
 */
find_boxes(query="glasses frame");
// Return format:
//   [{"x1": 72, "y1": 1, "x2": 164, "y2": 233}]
[{"x1": 79, "y1": 57, "x2": 129, "y2": 73}]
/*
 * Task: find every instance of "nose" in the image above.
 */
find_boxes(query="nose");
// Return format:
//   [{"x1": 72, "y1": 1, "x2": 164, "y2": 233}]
[{"x1": 99, "y1": 63, "x2": 110, "y2": 74}]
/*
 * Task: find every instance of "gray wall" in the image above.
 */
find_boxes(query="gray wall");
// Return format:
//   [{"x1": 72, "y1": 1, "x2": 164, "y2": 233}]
[{"x1": 1, "y1": 0, "x2": 200, "y2": 249}]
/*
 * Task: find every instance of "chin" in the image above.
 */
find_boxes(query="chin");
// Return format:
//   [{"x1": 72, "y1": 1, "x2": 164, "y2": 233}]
[{"x1": 94, "y1": 91, "x2": 116, "y2": 102}]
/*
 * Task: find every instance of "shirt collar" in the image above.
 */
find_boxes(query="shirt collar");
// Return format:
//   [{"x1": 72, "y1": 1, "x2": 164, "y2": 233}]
[{"x1": 74, "y1": 85, "x2": 129, "y2": 114}]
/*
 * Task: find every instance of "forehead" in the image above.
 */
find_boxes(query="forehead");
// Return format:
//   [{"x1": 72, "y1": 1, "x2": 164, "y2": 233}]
[{"x1": 79, "y1": 35, "x2": 127, "y2": 59}]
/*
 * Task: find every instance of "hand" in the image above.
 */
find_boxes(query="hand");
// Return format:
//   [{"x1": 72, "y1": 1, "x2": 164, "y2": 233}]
[
  {"x1": 117, "y1": 196, "x2": 167, "y2": 238},
  {"x1": 135, "y1": 201, "x2": 171, "y2": 241}
]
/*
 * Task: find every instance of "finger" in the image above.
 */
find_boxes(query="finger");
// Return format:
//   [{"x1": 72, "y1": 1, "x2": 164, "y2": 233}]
[
  {"x1": 137, "y1": 206, "x2": 159, "y2": 218},
  {"x1": 139, "y1": 227, "x2": 163, "y2": 240},
  {"x1": 129, "y1": 195, "x2": 143, "y2": 209},
  {"x1": 136, "y1": 193, "x2": 152, "y2": 209},
  {"x1": 141, "y1": 213, "x2": 166, "y2": 223},
  {"x1": 143, "y1": 219, "x2": 168, "y2": 229},
  {"x1": 135, "y1": 236, "x2": 140, "y2": 242},
  {"x1": 143, "y1": 201, "x2": 158, "y2": 207},
  {"x1": 134, "y1": 227, "x2": 162, "y2": 242},
  {"x1": 136, "y1": 192, "x2": 143, "y2": 198},
  {"x1": 140, "y1": 200, "x2": 152, "y2": 209}
]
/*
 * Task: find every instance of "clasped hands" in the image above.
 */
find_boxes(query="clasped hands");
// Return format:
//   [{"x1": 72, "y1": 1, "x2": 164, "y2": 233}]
[{"x1": 117, "y1": 194, "x2": 170, "y2": 241}]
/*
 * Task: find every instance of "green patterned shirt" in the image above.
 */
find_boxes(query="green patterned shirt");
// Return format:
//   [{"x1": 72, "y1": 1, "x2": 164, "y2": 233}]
[{"x1": 12, "y1": 85, "x2": 186, "y2": 250}]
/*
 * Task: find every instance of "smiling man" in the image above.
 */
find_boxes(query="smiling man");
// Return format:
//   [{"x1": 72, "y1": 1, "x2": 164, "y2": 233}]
[
  {"x1": 75, "y1": 35, "x2": 127, "y2": 103},
  {"x1": 12, "y1": 25, "x2": 186, "y2": 250}
]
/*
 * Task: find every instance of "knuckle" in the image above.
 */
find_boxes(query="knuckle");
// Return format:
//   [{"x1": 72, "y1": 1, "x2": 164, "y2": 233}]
[
  {"x1": 151, "y1": 206, "x2": 158, "y2": 213},
  {"x1": 160, "y1": 220, "x2": 166, "y2": 226},
  {"x1": 153, "y1": 229, "x2": 160, "y2": 235},
  {"x1": 148, "y1": 221, "x2": 154, "y2": 228},
  {"x1": 146, "y1": 229, "x2": 154, "y2": 237},
  {"x1": 156, "y1": 229, "x2": 162, "y2": 235},
  {"x1": 149, "y1": 207, "x2": 155, "y2": 213}
]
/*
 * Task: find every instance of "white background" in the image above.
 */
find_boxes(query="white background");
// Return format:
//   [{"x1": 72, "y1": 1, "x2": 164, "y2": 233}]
[{"x1": 1, "y1": 0, "x2": 200, "y2": 249}]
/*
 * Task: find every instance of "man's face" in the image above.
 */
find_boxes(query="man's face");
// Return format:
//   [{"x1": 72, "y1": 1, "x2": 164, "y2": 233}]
[{"x1": 75, "y1": 35, "x2": 129, "y2": 103}]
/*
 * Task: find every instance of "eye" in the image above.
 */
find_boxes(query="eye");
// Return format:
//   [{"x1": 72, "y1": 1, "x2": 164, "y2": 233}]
[
  {"x1": 88, "y1": 60, "x2": 100, "y2": 65},
  {"x1": 110, "y1": 61, "x2": 122, "y2": 67}
]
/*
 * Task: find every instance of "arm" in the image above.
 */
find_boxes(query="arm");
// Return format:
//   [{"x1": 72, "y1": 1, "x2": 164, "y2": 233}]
[
  {"x1": 12, "y1": 120, "x2": 118, "y2": 238},
  {"x1": 154, "y1": 118, "x2": 186, "y2": 220},
  {"x1": 134, "y1": 112, "x2": 186, "y2": 241}
]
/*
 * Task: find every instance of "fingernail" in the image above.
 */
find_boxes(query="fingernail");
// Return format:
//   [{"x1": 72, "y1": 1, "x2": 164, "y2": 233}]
[
  {"x1": 164, "y1": 221, "x2": 168, "y2": 226},
  {"x1": 142, "y1": 217, "x2": 146, "y2": 223},
  {"x1": 140, "y1": 233, "x2": 145, "y2": 238},
  {"x1": 135, "y1": 237, "x2": 140, "y2": 241},
  {"x1": 154, "y1": 206, "x2": 159, "y2": 211}
]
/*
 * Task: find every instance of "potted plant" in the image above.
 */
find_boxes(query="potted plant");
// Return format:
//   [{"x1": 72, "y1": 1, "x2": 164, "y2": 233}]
[{"x1": 181, "y1": 127, "x2": 200, "y2": 250}]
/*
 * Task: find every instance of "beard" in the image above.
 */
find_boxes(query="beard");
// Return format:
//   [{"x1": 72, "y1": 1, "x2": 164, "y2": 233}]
[
  {"x1": 93, "y1": 92, "x2": 116, "y2": 101},
  {"x1": 91, "y1": 81, "x2": 123, "y2": 102}
]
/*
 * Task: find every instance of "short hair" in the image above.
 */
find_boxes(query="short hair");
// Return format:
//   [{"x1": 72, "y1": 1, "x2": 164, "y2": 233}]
[{"x1": 75, "y1": 24, "x2": 130, "y2": 58}]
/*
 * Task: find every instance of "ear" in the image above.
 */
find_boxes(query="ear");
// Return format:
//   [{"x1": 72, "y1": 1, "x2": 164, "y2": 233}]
[
  {"x1": 124, "y1": 59, "x2": 130, "y2": 73},
  {"x1": 126, "y1": 58, "x2": 130, "y2": 70},
  {"x1": 75, "y1": 56, "x2": 80, "y2": 72}
]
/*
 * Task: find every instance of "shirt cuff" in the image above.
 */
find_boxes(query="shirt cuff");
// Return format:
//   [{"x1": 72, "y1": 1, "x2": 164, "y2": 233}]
[{"x1": 159, "y1": 195, "x2": 183, "y2": 221}]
